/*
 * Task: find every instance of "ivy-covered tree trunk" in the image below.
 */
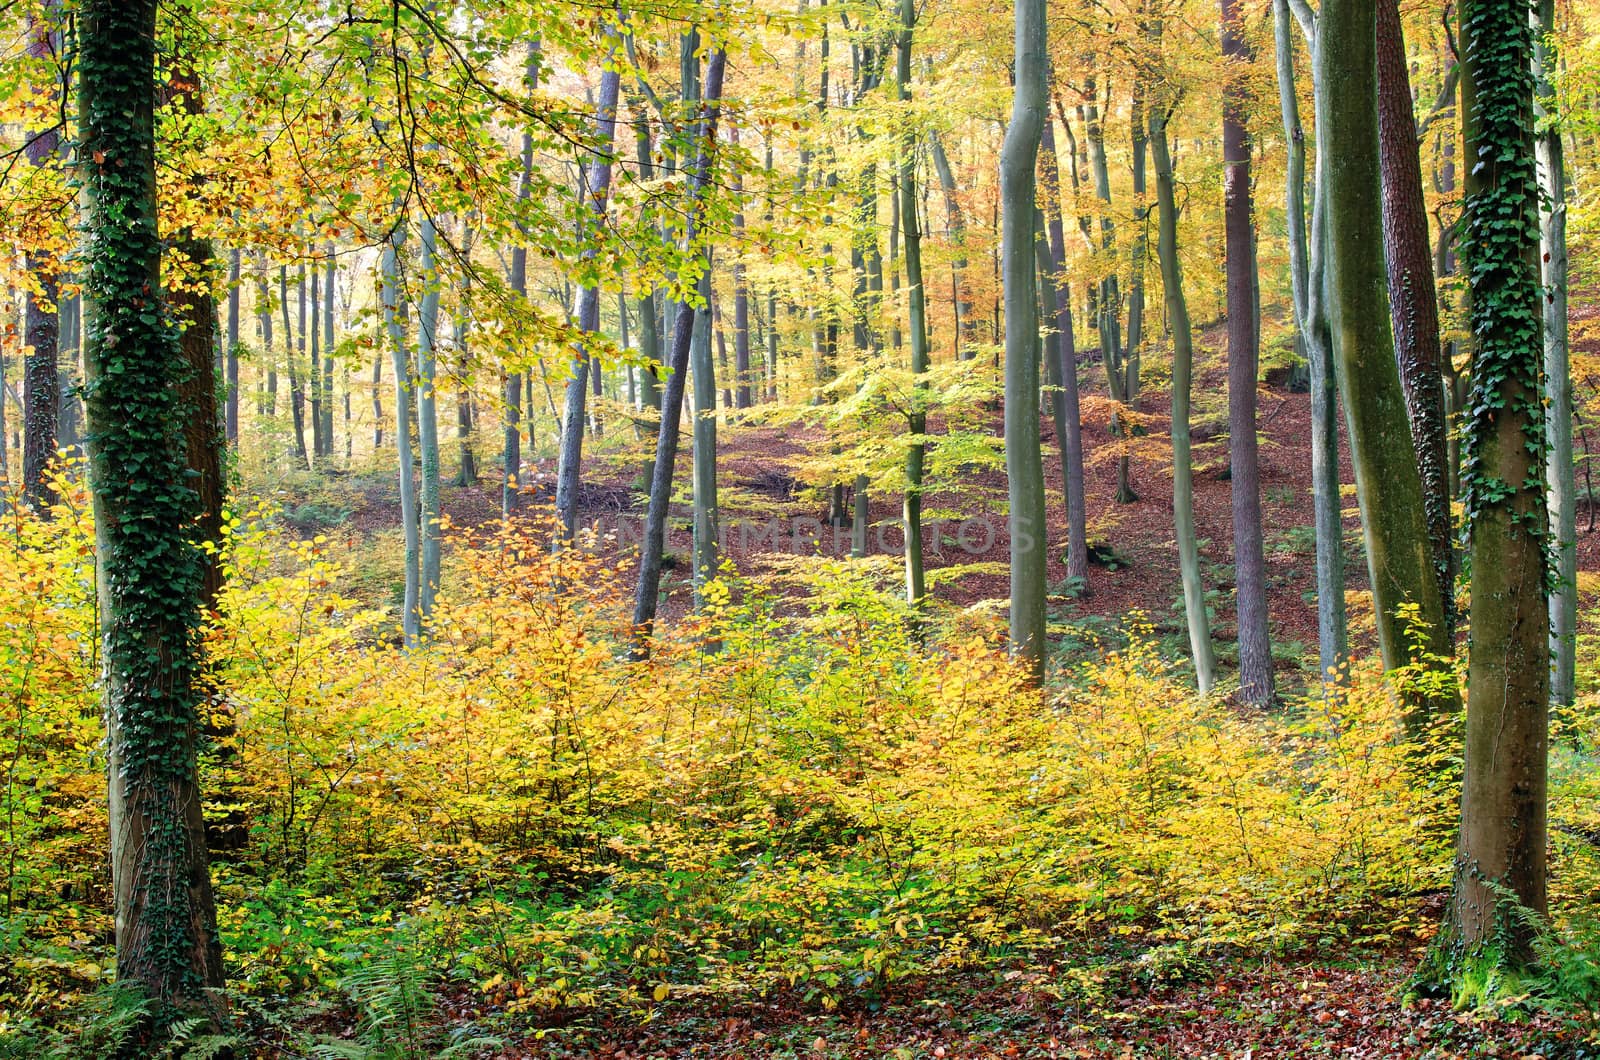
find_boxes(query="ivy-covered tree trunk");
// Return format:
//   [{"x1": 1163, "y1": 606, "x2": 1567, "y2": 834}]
[
  {"x1": 1448, "y1": 0, "x2": 1549, "y2": 967},
  {"x1": 1223, "y1": 0, "x2": 1273, "y2": 706},
  {"x1": 1536, "y1": 0, "x2": 1576, "y2": 708},
  {"x1": 1317, "y1": 0, "x2": 1454, "y2": 707},
  {"x1": 1151, "y1": 97, "x2": 1218, "y2": 695},
  {"x1": 21, "y1": 0, "x2": 61, "y2": 509},
  {"x1": 1002, "y1": 0, "x2": 1048, "y2": 680},
  {"x1": 79, "y1": 0, "x2": 226, "y2": 1025},
  {"x1": 1377, "y1": 0, "x2": 1455, "y2": 636}
]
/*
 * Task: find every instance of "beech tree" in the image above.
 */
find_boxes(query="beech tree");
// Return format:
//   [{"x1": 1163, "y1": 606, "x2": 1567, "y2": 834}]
[
  {"x1": 1222, "y1": 0, "x2": 1272, "y2": 706},
  {"x1": 1316, "y1": 0, "x2": 1452, "y2": 701},
  {"x1": 1002, "y1": 0, "x2": 1048, "y2": 680},
  {"x1": 1448, "y1": 0, "x2": 1549, "y2": 967},
  {"x1": 79, "y1": 0, "x2": 225, "y2": 1022}
]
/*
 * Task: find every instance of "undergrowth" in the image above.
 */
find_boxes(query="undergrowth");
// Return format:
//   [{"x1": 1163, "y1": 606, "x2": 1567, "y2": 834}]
[{"x1": 3, "y1": 481, "x2": 1599, "y2": 1050}]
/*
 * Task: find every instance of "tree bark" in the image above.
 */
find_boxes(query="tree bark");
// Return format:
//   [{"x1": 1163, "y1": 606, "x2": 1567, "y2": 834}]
[
  {"x1": 1038, "y1": 108, "x2": 1089, "y2": 588},
  {"x1": 225, "y1": 248, "x2": 240, "y2": 445},
  {"x1": 1317, "y1": 0, "x2": 1454, "y2": 705},
  {"x1": 899, "y1": 0, "x2": 928, "y2": 608},
  {"x1": 503, "y1": 45, "x2": 538, "y2": 515},
  {"x1": 21, "y1": 1, "x2": 61, "y2": 509},
  {"x1": 1377, "y1": 0, "x2": 1455, "y2": 636},
  {"x1": 79, "y1": 0, "x2": 226, "y2": 1026},
  {"x1": 417, "y1": 217, "x2": 442, "y2": 622},
  {"x1": 1536, "y1": 0, "x2": 1575, "y2": 707},
  {"x1": 1151, "y1": 98, "x2": 1219, "y2": 695},
  {"x1": 1274, "y1": 0, "x2": 1347, "y2": 682},
  {"x1": 690, "y1": 268, "x2": 720, "y2": 607},
  {"x1": 382, "y1": 231, "x2": 420, "y2": 647},
  {"x1": 1002, "y1": 0, "x2": 1049, "y2": 680},
  {"x1": 1223, "y1": 0, "x2": 1273, "y2": 705},
  {"x1": 554, "y1": 52, "x2": 623, "y2": 543},
  {"x1": 1446, "y1": 0, "x2": 1549, "y2": 967}
]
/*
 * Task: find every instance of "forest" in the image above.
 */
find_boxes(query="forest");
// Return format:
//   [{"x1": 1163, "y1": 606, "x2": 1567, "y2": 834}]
[{"x1": 0, "y1": 0, "x2": 1599, "y2": 1055}]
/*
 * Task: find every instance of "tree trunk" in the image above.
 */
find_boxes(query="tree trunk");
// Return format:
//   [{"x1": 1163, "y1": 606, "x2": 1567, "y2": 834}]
[
  {"x1": 1002, "y1": 0, "x2": 1049, "y2": 680},
  {"x1": 323, "y1": 249, "x2": 335, "y2": 460},
  {"x1": 691, "y1": 268, "x2": 720, "y2": 607},
  {"x1": 503, "y1": 46, "x2": 539, "y2": 515},
  {"x1": 281, "y1": 265, "x2": 309, "y2": 469},
  {"x1": 1274, "y1": 0, "x2": 1347, "y2": 682},
  {"x1": 1438, "y1": 0, "x2": 1552, "y2": 970},
  {"x1": 225, "y1": 248, "x2": 240, "y2": 445},
  {"x1": 1039, "y1": 109, "x2": 1090, "y2": 588},
  {"x1": 899, "y1": 0, "x2": 928, "y2": 608},
  {"x1": 929, "y1": 130, "x2": 975, "y2": 359},
  {"x1": 80, "y1": 0, "x2": 226, "y2": 1027},
  {"x1": 21, "y1": 2, "x2": 61, "y2": 509},
  {"x1": 1223, "y1": 0, "x2": 1273, "y2": 705},
  {"x1": 382, "y1": 231, "x2": 421, "y2": 647},
  {"x1": 1151, "y1": 98, "x2": 1219, "y2": 695},
  {"x1": 1317, "y1": 0, "x2": 1454, "y2": 704},
  {"x1": 1377, "y1": 0, "x2": 1455, "y2": 635},
  {"x1": 417, "y1": 217, "x2": 442, "y2": 622},
  {"x1": 632, "y1": 49, "x2": 728, "y2": 651},
  {"x1": 554, "y1": 54, "x2": 623, "y2": 543},
  {"x1": 1536, "y1": 0, "x2": 1575, "y2": 707},
  {"x1": 309, "y1": 258, "x2": 324, "y2": 462}
]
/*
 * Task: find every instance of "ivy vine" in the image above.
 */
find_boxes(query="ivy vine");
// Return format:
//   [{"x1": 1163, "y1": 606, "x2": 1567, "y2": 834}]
[
  {"x1": 77, "y1": 0, "x2": 210, "y2": 1008},
  {"x1": 1456, "y1": 0, "x2": 1549, "y2": 558}
]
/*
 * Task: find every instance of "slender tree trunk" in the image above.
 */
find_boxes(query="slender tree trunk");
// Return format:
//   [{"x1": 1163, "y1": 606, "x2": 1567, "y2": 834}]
[
  {"x1": 225, "y1": 248, "x2": 240, "y2": 445},
  {"x1": 417, "y1": 217, "x2": 442, "y2": 622},
  {"x1": 21, "y1": 3, "x2": 61, "y2": 508},
  {"x1": 1536, "y1": 0, "x2": 1575, "y2": 707},
  {"x1": 370, "y1": 346, "x2": 383, "y2": 452},
  {"x1": 1039, "y1": 108, "x2": 1090, "y2": 588},
  {"x1": 1002, "y1": 0, "x2": 1049, "y2": 680},
  {"x1": 281, "y1": 266, "x2": 308, "y2": 469},
  {"x1": 1446, "y1": 0, "x2": 1548, "y2": 965},
  {"x1": 1377, "y1": 0, "x2": 1455, "y2": 635},
  {"x1": 899, "y1": 0, "x2": 928, "y2": 607},
  {"x1": 309, "y1": 258, "x2": 324, "y2": 462},
  {"x1": 632, "y1": 49, "x2": 728, "y2": 650},
  {"x1": 690, "y1": 268, "x2": 720, "y2": 606},
  {"x1": 1274, "y1": 0, "x2": 1347, "y2": 681},
  {"x1": 503, "y1": 46, "x2": 539, "y2": 515},
  {"x1": 80, "y1": 0, "x2": 225, "y2": 1026},
  {"x1": 383, "y1": 230, "x2": 421, "y2": 647},
  {"x1": 929, "y1": 131, "x2": 975, "y2": 359},
  {"x1": 554, "y1": 53, "x2": 623, "y2": 542},
  {"x1": 1223, "y1": 0, "x2": 1273, "y2": 705},
  {"x1": 323, "y1": 249, "x2": 335, "y2": 459},
  {"x1": 1151, "y1": 99, "x2": 1219, "y2": 694},
  {"x1": 1318, "y1": 0, "x2": 1454, "y2": 700}
]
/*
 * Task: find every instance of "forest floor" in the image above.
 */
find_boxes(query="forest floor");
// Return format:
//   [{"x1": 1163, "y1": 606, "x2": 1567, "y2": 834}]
[
  {"x1": 294, "y1": 313, "x2": 1600, "y2": 700},
  {"x1": 432, "y1": 929, "x2": 1592, "y2": 1058}
]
